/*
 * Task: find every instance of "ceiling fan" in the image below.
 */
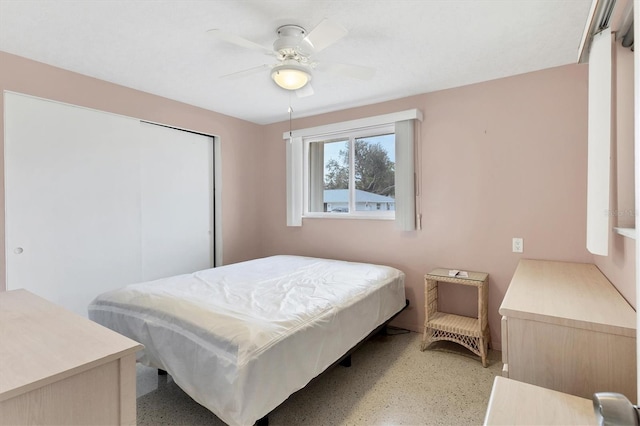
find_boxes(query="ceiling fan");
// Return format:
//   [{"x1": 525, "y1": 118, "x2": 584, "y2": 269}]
[{"x1": 207, "y1": 19, "x2": 376, "y2": 97}]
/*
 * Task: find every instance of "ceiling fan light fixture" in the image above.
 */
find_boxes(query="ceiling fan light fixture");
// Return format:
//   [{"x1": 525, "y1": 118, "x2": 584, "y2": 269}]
[{"x1": 271, "y1": 63, "x2": 311, "y2": 90}]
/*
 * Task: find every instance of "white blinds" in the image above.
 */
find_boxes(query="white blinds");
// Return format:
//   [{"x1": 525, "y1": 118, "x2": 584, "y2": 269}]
[
  {"x1": 286, "y1": 136, "x2": 303, "y2": 226},
  {"x1": 586, "y1": 28, "x2": 613, "y2": 256},
  {"x1": 308, "y1": 142, "x2": 325, "y2": 213},
  {"x1": 395, "y1": 119, "x2": 417, "y2": 231}
]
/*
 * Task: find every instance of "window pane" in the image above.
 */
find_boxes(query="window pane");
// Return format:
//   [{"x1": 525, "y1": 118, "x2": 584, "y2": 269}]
[
  {"x1": 309, "y1": 139, "x2": 349, "y2": 213},
  {"x1": 353, "y1": 134, "x2": 395, "y2": 212},
  {"x1": 305, "y1": 127, "x2": 395, "y2": 217}
]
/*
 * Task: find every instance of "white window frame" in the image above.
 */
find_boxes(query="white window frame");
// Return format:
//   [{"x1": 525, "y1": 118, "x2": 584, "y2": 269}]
[
  {"x1": 284, "y1": 109, "x2": 423, "y2": 228},
  {"x1": 303, "y1": 124, "x2": 396, "y2": 220}
]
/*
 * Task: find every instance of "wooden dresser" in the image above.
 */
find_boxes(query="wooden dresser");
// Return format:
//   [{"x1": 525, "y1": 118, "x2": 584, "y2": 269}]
[
  {"x1": 484, "y1": 376, "x2": 597, "y2": 425},
  {"x1": 499, "y1": 259, "x2": 636, "y2": 400},
  {"x1": 0, "y1": 289, "x2": 143, "y2": 425}
]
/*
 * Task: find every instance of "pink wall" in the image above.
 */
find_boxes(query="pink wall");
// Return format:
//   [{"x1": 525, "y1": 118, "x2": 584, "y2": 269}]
[
  {"x1": 1, "y1": 51, "x2": 634, "y2": 350},
  {"x1": 0, "y1": 51, "x2": 264, "y2": 291},
  {"x1": 260, "y1": 64, "x2": 596, "y2": 349}
]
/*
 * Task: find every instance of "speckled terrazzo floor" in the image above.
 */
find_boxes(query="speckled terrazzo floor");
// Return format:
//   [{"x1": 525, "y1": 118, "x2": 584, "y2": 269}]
[{"x1": 136, "y1": 331, "x2": 502, "y2": 425}]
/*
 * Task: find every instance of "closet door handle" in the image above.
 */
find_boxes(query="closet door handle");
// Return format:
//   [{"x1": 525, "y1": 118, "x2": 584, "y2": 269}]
[{"x1": 14, "y1": 247, "x2": 23, "y2": 254}]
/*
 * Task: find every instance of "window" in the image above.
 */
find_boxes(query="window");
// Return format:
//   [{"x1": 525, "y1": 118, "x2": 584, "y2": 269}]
[
  {"x1": 285, "y1": 109, "x2": 422, "y2": 228},
  {"x1": 305, "y1": 124, "x2": 395, "y2": 218}
]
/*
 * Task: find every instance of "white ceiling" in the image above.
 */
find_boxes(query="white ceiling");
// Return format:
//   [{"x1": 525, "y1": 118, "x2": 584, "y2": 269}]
[{"x1": 0, "y1": 0, "x2": 592, "y2": 125}]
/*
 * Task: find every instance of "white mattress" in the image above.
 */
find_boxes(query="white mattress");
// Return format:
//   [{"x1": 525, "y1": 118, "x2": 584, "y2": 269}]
[{"x1": 88, "y1": 255, "x2": 405, "y2": 426}]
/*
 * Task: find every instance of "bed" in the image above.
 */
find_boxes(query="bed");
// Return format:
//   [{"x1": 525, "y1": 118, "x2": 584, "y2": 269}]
[{"x1": 88, "y1": 255, "x2": 406, "y2": 426}]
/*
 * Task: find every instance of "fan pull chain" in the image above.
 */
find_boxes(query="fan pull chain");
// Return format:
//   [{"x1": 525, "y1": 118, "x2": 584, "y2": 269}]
[{"x1": 288, "y1": 94, "x2": 293, "y2": 138}]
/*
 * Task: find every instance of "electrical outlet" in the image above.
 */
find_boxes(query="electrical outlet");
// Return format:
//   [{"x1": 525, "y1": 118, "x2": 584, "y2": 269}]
[{"x1": 512, "y1": 237, "x2": 523, "y2": 253}]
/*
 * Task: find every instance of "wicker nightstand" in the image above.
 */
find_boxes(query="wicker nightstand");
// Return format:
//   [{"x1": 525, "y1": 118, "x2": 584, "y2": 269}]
[{"x1": 420, "y1": 268, "x2": 490, "y2": 367}]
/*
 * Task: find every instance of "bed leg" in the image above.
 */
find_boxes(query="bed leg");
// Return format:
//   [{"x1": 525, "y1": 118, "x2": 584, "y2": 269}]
[
  {"x1": 158, "y1": 369, "x2": 167, "y2": 375},
  {"x1": 255, "y1": 415, "x2": 269, "y2": 426},
  {"x1": 339, "y1": 354, "x2": 352, "y2": 368}
]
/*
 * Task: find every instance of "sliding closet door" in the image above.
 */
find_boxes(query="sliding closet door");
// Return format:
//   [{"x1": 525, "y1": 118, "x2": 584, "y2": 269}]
[
  {"x1": 139, "y1": 122, "x2": 213, "y2": 281},
  {"x1": 5, "y1": 92, "x2": 143, "y2": 316},
  {"x1": 5, "y1": 92, "x2": 214, "y2": 317}
]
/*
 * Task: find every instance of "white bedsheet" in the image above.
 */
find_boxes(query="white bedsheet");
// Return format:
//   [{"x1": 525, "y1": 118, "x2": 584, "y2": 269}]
[{"x1": 88, "y1": 255, "x2": 405, "y2": 426}]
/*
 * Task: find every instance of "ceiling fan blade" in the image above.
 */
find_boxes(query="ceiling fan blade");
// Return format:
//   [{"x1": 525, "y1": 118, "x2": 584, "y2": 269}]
[
  {"x1": 207, "y1": 29, "x2": 273, "y2": 55},
  {"x1": 220, "y1": 64, "x2": 272, "y2": 80},
  {"x1": 296, "y1": 83, "x2": 314, "y2": 98},
  {"x1": 303, "y1": 19, "x2": 348, "y2": 53},
  {"x1": 319, "y1": 62, "x2": 376, "y2": 80}
]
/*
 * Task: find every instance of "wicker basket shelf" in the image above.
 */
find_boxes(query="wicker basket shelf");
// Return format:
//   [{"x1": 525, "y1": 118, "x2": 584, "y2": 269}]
[
  {"x1": 427, "y1": 312, "x2": 482, "y2": 337},
  {"x1": 421, "y1": 268, "x2": 490, "y2": 367}
]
